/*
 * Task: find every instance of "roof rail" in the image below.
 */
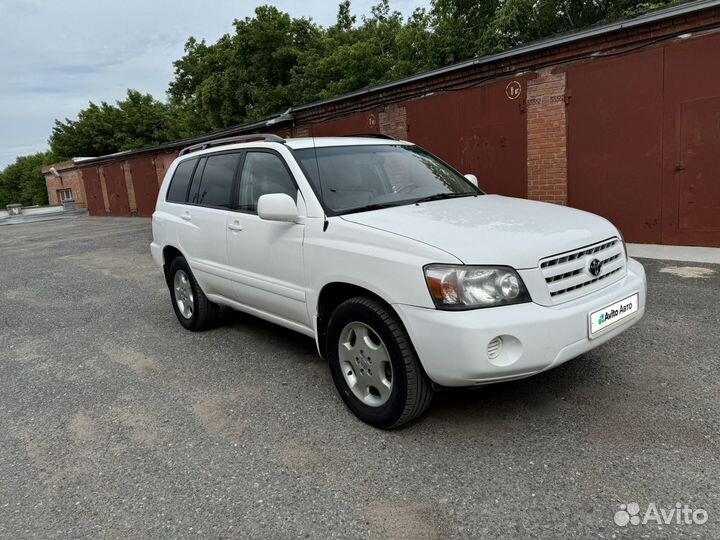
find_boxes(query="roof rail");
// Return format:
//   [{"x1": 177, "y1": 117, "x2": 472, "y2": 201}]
[
  {"x1": 341, "y1": 133, "x2": 396, "y2": 140},
  {"x1": 179, "y1": 133, "x2": 286, "y2": 156}
]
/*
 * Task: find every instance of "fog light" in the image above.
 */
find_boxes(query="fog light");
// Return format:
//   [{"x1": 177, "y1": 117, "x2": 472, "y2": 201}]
[
  {"x1": 487, "y1": 336, "x2": 503, "y2": 360},
  {"x1": 486, "y1": 335, "x2": 523, "y2": 367}
]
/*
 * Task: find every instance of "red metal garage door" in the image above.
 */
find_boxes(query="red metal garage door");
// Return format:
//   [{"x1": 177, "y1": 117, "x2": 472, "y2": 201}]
[
  {"x1": 662, "y1": 33, "x2": 720, "y2": 246},
  {"x1": 569, "y1": 34, "x2": 720, "y2": 247},
  {"x1": 406, "y1": 92, "x2": 461, "y2": 169},
  {"x1": 566, "y1": 48, "x2": 664, "y2": 244},
  {"x1": 128, "y1": 156, "x2": 160, "y2": 217},
  {"x1": 102, "y1": 163, "x2": 131, "y2": 217},
  {"x1": 674, "y1": 98, "x2": 720, "y2": 238},
  {"x1": 406, "y1": 79, "x2": 528, "y2": 198},
  {"x1": 81, "y1": 167, "x2": 105, "y2": 216}
]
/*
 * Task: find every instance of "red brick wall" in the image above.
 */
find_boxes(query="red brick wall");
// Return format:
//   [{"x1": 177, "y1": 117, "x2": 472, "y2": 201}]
[
  {"x1": 43, "y1": 165, "x2": 87, "y2": 208},
  {"x1": 292, "y1": 125, "x2": 311, "y2": 137},
  {"x1": 290, "y1": 106, "x2": 406, "y2": 139},
  {"x1": 526, "y1": 68, "x2": 568, "y2": 204},
  {"x1": 379, "y1": 105, "x2": 408, "y2": 139}
]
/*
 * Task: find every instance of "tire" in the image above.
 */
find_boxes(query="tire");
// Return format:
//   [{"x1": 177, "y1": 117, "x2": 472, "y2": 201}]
[
  {"x1": 326, "y1": 296, "x2": 433, "y2": 429},
  {"x1": 168, "y1": 256, "x2": 219, "y2": 331}
]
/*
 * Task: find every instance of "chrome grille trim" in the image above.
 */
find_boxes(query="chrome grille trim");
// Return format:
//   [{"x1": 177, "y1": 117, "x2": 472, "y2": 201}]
[
  {"x1": 541, "y1": 239, "x2": 617, "y2": 269},
  {"x1": 540, "y1": 238, "x2": 626, "y2": 304},
  {"x1": 550, "y1": 267, "x2": 622, "y2": 297}
]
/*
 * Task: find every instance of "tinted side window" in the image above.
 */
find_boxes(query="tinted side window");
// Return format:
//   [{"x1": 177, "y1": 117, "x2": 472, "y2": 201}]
[
  {"x1": 196, "y1": 153, "x2": 240, "y2": 209},
  {"x1": 238, "y1": 152, "x2": 297, "y2": 213},
  {"x1": 166, "y1": 158, "x2": 197, "y2": 203},
  {"x1": 187, "y1": 157, "x2": 207, "y2": 205}
]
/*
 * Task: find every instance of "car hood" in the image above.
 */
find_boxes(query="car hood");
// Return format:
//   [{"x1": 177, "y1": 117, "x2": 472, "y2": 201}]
[{"x1": 340, "y1": 195, "x2": 619, "y2": 269}]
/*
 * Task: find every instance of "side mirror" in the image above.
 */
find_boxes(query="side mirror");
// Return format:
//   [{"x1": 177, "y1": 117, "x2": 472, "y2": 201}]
[
  {"x1": 464, "y1": 174, "x2": 479, "y2": 187},
  {"x1": 257, "y1": 193, "x2": 299, "y2": 222}
]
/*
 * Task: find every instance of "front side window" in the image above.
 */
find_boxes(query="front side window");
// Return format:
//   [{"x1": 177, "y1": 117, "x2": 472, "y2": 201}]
[
  {"x1": 195, "y1": 153, "x2": 240, "y2": 209},
  {"x1": 238, "y1": 152, "x2": 297, "y2": 213},
  {"x1": 294, "y1": 144, "x2": 480, "y2": 215}
]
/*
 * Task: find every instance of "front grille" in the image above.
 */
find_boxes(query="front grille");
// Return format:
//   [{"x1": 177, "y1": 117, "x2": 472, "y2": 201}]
[{"x1": 540, "y1": 238, "x2": 626, "y2": 304}]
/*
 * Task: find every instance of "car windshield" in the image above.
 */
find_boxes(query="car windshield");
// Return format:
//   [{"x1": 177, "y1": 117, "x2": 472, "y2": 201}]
[{"x1": 294, "y1": 144, "x2": 481, "y2": 215}]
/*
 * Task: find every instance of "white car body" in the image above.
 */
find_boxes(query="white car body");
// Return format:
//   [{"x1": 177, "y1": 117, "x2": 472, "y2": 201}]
[{"x1": 151, "y1": 137, "x2": 646, "y2": 388}]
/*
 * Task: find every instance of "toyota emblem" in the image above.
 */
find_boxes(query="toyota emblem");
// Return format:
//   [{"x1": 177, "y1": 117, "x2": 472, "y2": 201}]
[{"x1": 588, "y1": 258, "x2": 603, "y2": 277}]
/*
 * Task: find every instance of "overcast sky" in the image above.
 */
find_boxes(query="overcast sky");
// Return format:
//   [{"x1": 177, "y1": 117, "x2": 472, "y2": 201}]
[{"x1": 0, "y1": 0, "x2": 430, "y2": 169}]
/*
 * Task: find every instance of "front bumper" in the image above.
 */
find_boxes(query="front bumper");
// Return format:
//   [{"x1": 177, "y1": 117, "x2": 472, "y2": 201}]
[{"x1": 394, "y1": 258, "x2": 647, "y2": 387}]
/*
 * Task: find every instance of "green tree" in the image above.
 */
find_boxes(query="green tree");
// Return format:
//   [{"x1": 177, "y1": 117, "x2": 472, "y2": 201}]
[
  {"x1": 336, "y1": 0, "x2": 356, "y2": 30},
  {"x1": 116, "y1": 90, "x2": 172, "y2": 149},
  {"x1": 289, "y1": 1, "x2": 408, "y2": 102},
  {"x1": 50, "y1": 90, "x2": 171, "y2": 159},
  {"x1": 0, "y1": 151, "x2": 55, "y2": 207},
  {"x1": 431, "y1": 0, "x2": 677, "y2": 57},
  {"x1": 168, "y1": 6, "x2": 321, "y2": 135},
  {"x1": 481, "y1": 0, "x2": 541, "y2": 52},
  {"x1": 427, "y1": 0, "x2": 501, "y2": 64}
]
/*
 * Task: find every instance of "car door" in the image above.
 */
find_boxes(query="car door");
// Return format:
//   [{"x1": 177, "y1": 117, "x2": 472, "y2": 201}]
[
  {"x1": 178, "y1": 151, "x2": 242, "y2": 300},
  {"x1": 226, "y1": 149, "x2": 309, "y2": 328}
]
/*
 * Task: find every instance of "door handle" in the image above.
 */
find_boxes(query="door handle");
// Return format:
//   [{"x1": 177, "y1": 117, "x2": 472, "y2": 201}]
[
  {"x1": 228, "y1": 222, "x2": 243, "y2": 232},
  {"x1": 181, "y1": 212, "x2": 191, "y2": 221}
]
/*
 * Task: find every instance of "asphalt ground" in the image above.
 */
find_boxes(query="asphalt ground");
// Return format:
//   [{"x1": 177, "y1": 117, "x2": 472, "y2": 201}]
[{"x1": 0, "y1": 217, "x2": 718, "y2": 539}]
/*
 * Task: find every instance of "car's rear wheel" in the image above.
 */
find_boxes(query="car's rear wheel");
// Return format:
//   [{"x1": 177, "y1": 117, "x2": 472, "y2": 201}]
[
  {"x1": 168, "y1": 256, "x2": 219, "y2": 331},
  {"x1": 327, "y1": 296, "x2": 433, "y2": 429}
]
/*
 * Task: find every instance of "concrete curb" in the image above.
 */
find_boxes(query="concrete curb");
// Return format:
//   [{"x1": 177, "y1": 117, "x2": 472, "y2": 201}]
[
  {"x1": 0, "y1": 210, "x2": 88, "y2": 226},
  {"x1": 628, "y1": 243, "x2": 720, "y2": 264}
]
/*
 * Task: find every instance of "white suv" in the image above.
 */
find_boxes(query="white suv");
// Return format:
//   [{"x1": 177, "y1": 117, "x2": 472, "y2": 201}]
[{"x1": 151, "y1": 134, "x2": 646, "y2": 428}]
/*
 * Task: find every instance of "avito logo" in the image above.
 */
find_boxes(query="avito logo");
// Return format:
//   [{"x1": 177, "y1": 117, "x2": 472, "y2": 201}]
[
  {"x1": 614, "y1": 502, "x2": 708, "y2": 527},
  {"x1": 598, "y1": 308, "x2": 619, "y2": 326},
  {"x1": 598, "y1": 300, "x2": 634, "y2": 327}
]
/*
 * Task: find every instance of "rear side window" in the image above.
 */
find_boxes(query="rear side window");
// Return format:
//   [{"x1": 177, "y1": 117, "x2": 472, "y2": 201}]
[
  {"x1": 187, "y1": 157, "x2": 207, "y2": 205},
  {"x1": 166, "y1": 158, "x2": 197, "y2": 203},
  {"x1": 195, "y1": 153, "x2": 240, "y2": 209}
]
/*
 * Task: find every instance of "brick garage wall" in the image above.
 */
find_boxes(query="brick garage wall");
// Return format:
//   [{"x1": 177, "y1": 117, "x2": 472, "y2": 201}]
[
  {"x1": 291, "y1": 105, "x2": 406, "y2": 139},
  {"x1": 526, "y1": 68, "x2": 568, "y2": 204},
  {"x1": 379, "y1": 105, "x2": 407, "y2": 139},
  {"x1": 292, "y1": 125, "x2": 311, "y2": 137},
  {"x1": 154, "y1": 152, "x2": 179, "y2": 186},
  {"x1": 43, "y1": 163, "x2": 87, "y2": 208}
]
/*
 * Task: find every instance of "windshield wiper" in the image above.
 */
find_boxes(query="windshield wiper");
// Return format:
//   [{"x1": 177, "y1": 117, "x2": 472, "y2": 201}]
[
  {"x1": 340, "y1": 192, "x2": 477, "y2": 215},
  {"x1": 340, "y1": 202, "x2": 401, "y2": 215},
  {"x1": 412, "y1": 192, "x2": 477, "y2": 204}
]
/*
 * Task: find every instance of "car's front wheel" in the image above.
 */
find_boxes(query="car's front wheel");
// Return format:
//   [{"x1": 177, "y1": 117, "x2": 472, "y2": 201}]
[
  {"x1": 168, "y1": 256, "x2": 219, "y2": 331},
  {"x1": 327, "y1": 296, "x2": 433, "y2": 429}
]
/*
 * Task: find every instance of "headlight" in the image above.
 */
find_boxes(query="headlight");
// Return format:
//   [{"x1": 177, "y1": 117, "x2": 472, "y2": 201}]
[{"x1": 424, "y1": 265, "x2": 531, "y2": 310}]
